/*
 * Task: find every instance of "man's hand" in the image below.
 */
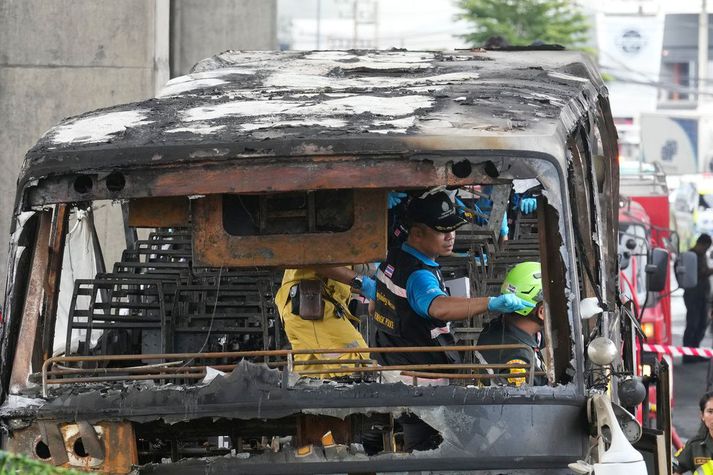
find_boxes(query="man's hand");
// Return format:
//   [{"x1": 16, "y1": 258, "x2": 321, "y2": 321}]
[
  {"x1": 487, "y1": 294, "x2": 535, "y2": 313},
  {"x1": 360, "y1": 275, "x2": 376, "y2": 301},
  {"x1": 388, "y1": 191, "x2": 408, "y2": 209},
  {"x1": 520, "y1": 198, "x2": 537, "y2": 215}
]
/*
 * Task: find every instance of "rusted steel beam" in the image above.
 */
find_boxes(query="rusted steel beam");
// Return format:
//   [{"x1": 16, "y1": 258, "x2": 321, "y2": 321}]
[
  {"x1": 10, "y1": 210, "x2": 52, "y2": 394},
  {"x1": 401, "y1": 370, "x2": 547, "y2": 380},
  {"x1": 192, "y1": 190, "x2": 387, "y2": 267},
  {"x1": 44, "y1": 360, "x2": 521, "y2": 379},
  {"x1": 41, "y1": 204, "x2": 70, "y2": 363},
  {"x1": 26, "y1": 156, "x2": 486, "y2": 206},
  {"x1": 297, "y1": 362, "x2": 534, "y2": 375},
  {"x1": 43, "y1": 358, "x2": 373, "y2": 377},
  {"x1": 44, "y1": 343, "x2": 531, "y2": 362},
  {"x1": 46, "y1": 374, "x2": 206, "y2": 385},
  {"x1": 153, "y1": 157, "x2": 478, "y2": 196}
]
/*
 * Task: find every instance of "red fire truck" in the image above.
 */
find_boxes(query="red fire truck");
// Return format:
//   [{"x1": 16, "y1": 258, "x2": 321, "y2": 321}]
[{"x1": 618, "y1": 161, "x2": 683, "y2": 447}]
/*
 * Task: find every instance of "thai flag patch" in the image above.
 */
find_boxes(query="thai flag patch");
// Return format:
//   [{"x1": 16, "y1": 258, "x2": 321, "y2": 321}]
[{"x1": 384, "y1": 265, "x2": 394, "y2": 278}]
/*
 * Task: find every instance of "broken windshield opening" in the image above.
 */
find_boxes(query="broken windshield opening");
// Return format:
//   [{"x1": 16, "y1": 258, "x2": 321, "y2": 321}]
[{"x1": 0, "y1": 159, "x2": 575, "y2": 402}]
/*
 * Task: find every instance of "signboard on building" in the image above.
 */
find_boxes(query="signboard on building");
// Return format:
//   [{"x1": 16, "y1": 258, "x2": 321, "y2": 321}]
[
  {"x1": 597, "y1": 14, "x2": 664, "y2": 119},
  {"x1": 640, "y1": 112, "x2": 713, "y2": 174}
]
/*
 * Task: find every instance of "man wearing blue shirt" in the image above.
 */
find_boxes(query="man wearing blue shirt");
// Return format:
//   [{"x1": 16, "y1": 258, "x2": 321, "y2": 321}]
[
  {"x1": 373, "y1": 189, "x2": 533, "y2": 452},
  {"x1": 373, "y1": 189, "x2": 533, "y2": 367}
]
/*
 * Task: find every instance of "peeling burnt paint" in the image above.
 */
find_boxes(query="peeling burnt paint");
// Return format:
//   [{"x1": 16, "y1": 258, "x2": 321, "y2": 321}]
[
  {"x1": 19, "y1": 49, "x2": 603, "y2": 191},
  {"x1": 1, "y1": 361, "x2": 587, "y2": 473},
  {"x1": 4, "y1": 361, "x2": 582, "y2": 425}
]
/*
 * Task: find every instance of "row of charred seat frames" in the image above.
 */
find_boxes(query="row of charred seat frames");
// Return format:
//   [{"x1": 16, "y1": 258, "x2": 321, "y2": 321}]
[{"x1": 63, "y1": 214, "x2": 540, "y2": 378}]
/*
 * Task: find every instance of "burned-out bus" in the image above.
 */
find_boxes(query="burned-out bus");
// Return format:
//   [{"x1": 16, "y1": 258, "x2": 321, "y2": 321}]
[{"x1": 1, "y1": 49, "x2": 667, "y2": 474}]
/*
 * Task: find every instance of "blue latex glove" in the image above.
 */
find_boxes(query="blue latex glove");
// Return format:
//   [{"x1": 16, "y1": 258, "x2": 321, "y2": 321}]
[
  {"x1": 487, "y1": 294, "x2": 535, "y2": 313},
  {"x1": 520, "y1": 197, "x2": 537, "y2": 215},
  {"x1": 388, "y1": 191, "x2": 408, "y2": 210},
  {"x1": 500, "y1": 212, "x2": 509, "y2": 238},
  {"x1": 360, "y1": 275, "x2": 376, "y2": 301}
]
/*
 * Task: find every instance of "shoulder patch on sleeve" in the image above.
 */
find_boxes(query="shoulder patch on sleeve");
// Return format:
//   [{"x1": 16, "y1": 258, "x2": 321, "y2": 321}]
[{"x1": 505, "y1": 359, "x2": 528, "y2": 386}]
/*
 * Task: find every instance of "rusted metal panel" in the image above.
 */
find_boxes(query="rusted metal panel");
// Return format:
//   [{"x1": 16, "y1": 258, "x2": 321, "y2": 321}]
[
  {"x1": 41, "y1": 204, "x2": 69, "y2": 362},
  {"x1": 39, "y1": 420, "x2": 69, "y2": 465},
  {"x1": 128, "y1": 197, "x2": 190, "y2": 228},
  {"x1": 192, "y1": 190, "x2": 387, "y2": 267},
  {"x1": 152, "y1": 158, "x2": 473, "y2": 197},
  {"x1": 26, "y1": 156, "x2": 483, "y2": 207},
  {"x1": 77, "y1": 420, "x2": 105, "y2": 460},
  {"x1": 7, "y1": 420, "x2": 137, "y2": 473},
  {"x1": 9, "y1": 210, "x2": 51, "y2": 394}
]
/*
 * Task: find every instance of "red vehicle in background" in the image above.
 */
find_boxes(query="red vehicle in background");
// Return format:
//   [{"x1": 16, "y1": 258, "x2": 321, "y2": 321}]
[{"x1": 618, "y1": 161, "x2": 682, "y2": 446}]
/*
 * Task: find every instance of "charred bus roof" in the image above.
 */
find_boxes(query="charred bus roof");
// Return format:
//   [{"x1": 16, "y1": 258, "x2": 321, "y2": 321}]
[
  {"x1": 0, "y1": 51, "x2": 636, "y2": 473},
  {"x1": 19, "y1": 49, "x2": 609, "y2": 209}
]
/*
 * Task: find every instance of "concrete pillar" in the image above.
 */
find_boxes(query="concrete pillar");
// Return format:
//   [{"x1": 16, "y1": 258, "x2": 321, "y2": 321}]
[
  {"x1": 170, "y1": 0, "x2": 278, "y2": 76},
  {"x1": 0, "y1": 0, "x2": 278, "y2": 291},
  {"x1": 0, "y1": 0, "x2": 162, "y2": 292}
]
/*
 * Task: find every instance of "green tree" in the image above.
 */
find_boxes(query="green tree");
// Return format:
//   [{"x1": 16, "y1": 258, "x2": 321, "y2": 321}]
[
  {"x1": 0, "y1": 450, "x2": 83, "y2": 475},
  {"x1": 457, "y1": 0, "x2": 590, "y2": 49}
]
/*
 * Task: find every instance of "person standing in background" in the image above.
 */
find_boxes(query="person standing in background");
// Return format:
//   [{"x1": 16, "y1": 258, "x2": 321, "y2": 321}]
[{"x1": 683, "y1": 234, "x2": 713, "y2": 363}]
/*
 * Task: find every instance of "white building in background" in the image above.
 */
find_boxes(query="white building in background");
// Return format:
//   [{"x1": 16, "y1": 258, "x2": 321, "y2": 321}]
[
  {"x1": 594, "y1": 2, "x2": 665, "y2": 161},
  {"x1": 278, "y1": 0, "x2": 470, "y2": 51},
  {"x1": 279, "y1": 0, "x2": 713, "y2": 172},
  {"x1": 590, "y1": 0, "x2": 713, "y2": 174}
]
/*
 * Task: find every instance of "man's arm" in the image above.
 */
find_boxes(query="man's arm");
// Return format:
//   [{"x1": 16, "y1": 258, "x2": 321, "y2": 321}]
[
  {"x1": 406, "y1": 271, "x2": 533, "y2": 322},
  {"x1": 429, "y1": 294, "x2": 534, "y2": 321},
  {"x1": 313, "y1": 266, "x2": 376, "y2": 301},
  {"x1": 428, "y1": 296, "x2": 490, "y2": 321}
]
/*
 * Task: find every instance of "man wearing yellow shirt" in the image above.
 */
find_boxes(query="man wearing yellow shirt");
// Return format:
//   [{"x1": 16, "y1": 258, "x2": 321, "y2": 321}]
[{"x1": 275, "y1": 266, "x2": 376, "y2": 377}]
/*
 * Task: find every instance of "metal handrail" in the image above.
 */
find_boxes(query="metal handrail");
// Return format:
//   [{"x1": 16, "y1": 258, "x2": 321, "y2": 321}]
[{"x1": 41, "y1": 344, "x2": 538, "y2": 396}]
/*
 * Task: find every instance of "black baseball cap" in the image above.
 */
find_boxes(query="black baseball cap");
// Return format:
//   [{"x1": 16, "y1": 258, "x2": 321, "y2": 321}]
[{"x1": 407, "y1": 190, "x2": 468, "y2": 232}]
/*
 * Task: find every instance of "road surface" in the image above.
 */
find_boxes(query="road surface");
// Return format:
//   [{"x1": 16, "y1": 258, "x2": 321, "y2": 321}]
[{"x1": 671, "y1": 289, "x2": 712, "y2": 440}]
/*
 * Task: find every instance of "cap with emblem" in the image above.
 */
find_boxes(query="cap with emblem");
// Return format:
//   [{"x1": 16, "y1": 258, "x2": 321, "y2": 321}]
[{"x1": 406, "y1": 190, "x2": 468, "y2": 232}]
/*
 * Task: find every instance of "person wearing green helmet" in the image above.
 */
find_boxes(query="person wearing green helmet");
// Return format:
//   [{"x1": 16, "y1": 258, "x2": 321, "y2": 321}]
[{"x1": 476, "y1": 261, "x2": 547, "y2": 386}]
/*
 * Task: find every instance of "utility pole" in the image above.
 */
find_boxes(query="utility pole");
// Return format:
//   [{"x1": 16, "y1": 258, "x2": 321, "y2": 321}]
[
  {"x1": 351, "y1": 0, "x2": 378, "y2": 49},
  {"x1": 699, "y1": 0, "x2": 708, "y2": 106},
  {"x1": 373, "y1": 1, "x2": 379, "y2": 49},
  {"x1": 353, "y1": 0, "x2": 359, "y2": 48},
  {"x1": 316, "y1": 0, "x2": 322, "y2": 50}
]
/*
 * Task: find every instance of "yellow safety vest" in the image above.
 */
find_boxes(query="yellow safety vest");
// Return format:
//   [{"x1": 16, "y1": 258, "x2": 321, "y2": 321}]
[{"x1": 695, "y1": 460, "x2": 713, "y2": 475}]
